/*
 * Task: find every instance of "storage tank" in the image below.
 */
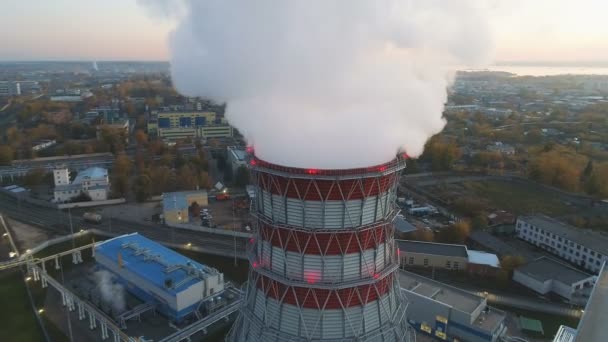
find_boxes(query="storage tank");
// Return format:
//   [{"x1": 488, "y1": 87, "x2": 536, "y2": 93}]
[{"x1": 228, "y1": 153, "x2": 410, "y2": 341}]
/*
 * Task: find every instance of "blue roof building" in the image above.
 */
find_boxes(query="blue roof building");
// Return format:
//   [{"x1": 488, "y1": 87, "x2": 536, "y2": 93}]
[{"x1": 95, "y1": 233, "x2": 224, "y2": 322}]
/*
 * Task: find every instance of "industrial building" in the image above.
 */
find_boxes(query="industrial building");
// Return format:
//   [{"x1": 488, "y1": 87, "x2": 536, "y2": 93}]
[
  {"x1": 148, "y1": 111, "x2": 233, "y2": 141},
  {"x1": 227, "y1": 146, "x2": 247, "y2": 176},
  {"x1": 398, "y1": 240, "x2": 469, "y2": 271},
  {"x1": 513, "y1": 257, "x2": 595, "y2": 303},
  {"x1": 228, "y1": 153, "x2": 410, "y2": 341},
  {"x1": 397, "y1": 240, "x2": 500, "y2": 275},
  {"x1": 516, "y1": 215, "x2": 608, "y2": 273},
  {"x1": 94, "y1": 233, "x2": 225, "y2": 323},
  {"x1": 400, "y1": 270, "x2": 507, "y2": 342},
  {"x1": 553, "y1": 262, "x2": 608, "y2": 342},
  {"x1": 162, "y1": 190, "x2": 208, "y2": 225},
  {"x1": 53, "y1": 167, "x2": 110, "y2": 203}
]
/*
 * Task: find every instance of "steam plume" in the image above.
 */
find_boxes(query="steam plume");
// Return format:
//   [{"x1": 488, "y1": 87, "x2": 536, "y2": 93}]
[
  {"x1": 145, "y1": 0, "x2": 493, "y2": 168},
  {"x1": 95, "y1": 270, "x2": 126, "y2": 313}
]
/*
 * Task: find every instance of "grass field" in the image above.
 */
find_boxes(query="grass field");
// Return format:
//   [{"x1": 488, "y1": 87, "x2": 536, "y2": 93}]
[
  {"x1": 0, "y1": 270, "x2": 45, "y2": 341},
  {"x1": 461, "y1": 180, "x2": 580, "y2": 216}
]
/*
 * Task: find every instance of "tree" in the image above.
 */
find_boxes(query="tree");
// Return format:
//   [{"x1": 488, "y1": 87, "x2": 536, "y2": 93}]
[
  {"x1": 177, "y1": 165, "x2": 197, "y2": 190},
  {"x1": 422, "y1": 137, "x2": 461, "y2": 171},
  {"x1": 436, "y1": 221, "x2": 471, "y2": 244},
  {"x1": 132, "y1": 174, "x2": 152, "y2": 202},
  {"x1": 234, "y1": 165, "x2": 250, "y2": 187},
  {"x1": 407, "y1": 228, "x2": 435, "y2": 242},
  {"x1": 112, "y1": 155, "x2": 132, "y2": 177},
  {"x1": 189, "y1": 201, "x2": 201, "y2": 217},
  {"x1": 23, "y1": 168, "x2": 47, "y2": 187},
  {"x1": 135, "y1": 129, "x2": 148, "y2": 146},
  {"x1": 198, "y1": 171, "x2": 211, "y2": 190},
  {"x1": 471, "y1": 213, "x2": 488, "y2": 230},
  {"x1": 0, "y1": 145, "x2": 14, "y2": 165},
  {"x1": 500, "y1": 255, "x2": 526, "y2": 273},
  {"x1": 111, "y1": 174, "x2": 129, "y2": 198},
  {"x1": 149, "y1": 166, "x2": 173, "y2": 195}
]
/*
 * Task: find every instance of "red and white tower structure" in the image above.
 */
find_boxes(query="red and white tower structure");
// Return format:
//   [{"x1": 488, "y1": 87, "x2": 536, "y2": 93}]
[{"x1": 228, "y1": 152, "x2": 409, "y2": 341}]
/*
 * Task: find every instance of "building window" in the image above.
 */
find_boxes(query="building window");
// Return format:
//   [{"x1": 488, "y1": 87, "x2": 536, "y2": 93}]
[
  {"x1": 577, "y1": 245, "x2": 581, "y2": 250},
  {"x1": 446, "y1": 261, "x2": 451, "y2": 269},
  {"x1": 584, "y1": 247, "x2": 588, "y2": 253},
  {"x1": 597, "y1": 261, "x2": 601, "y2": 266},
  {"x1": 409, "y1": 257, "x2": 414, "y2": 265},
  {"x1": 576, "y1": 252, "x2": 580, "y2": 257},
  {"x1": 453, "y1": 262, "x2": 459, "y2": 270},
  {"x1": 423, "y1": 259, "x2": 429, "y2": 266},
  {"x1": 591, "y1": 251, "x2": 596, "y2": 256}
]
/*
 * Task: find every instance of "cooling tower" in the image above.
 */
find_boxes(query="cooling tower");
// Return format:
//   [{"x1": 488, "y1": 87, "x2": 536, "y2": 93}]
[{"x1": 228, "y1": 152, "x2": 409, "y2": 341}]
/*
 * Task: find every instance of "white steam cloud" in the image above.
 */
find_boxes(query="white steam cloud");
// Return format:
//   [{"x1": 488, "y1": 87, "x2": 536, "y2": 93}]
[
  {"x1": 95, "y1": 270, "x2": 126, "y2": 313},
  {"x1": 145, "y1": 0, "x2": 493, "y2": 168}
]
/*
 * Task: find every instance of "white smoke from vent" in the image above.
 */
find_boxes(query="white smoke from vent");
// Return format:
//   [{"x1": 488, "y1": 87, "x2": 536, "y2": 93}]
[
  {"x1": 95, "y1": 270, "x2": 126, "y2": 313},
  {"x1": 144, "y1": 0, "x2": 494, "y2": 168}
]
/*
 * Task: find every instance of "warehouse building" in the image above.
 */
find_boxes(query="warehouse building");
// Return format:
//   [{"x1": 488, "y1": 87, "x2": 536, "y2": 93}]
[
  {"x1": 398, "y1": 240, "x2": 469, "y2": 271},
  {"x1": 400, "y1": 270, "x2": 506, "y2": 341},
  {"x1": 162, "y1": 190, "x2": 208, "y2": 225},
  {"x1": 94, "y1": 233, "x2": 225, "y2": 323},
  {"x1": 397, "y1": 240, "x2": 500, "y2": 276},
  {"x1": 513, "y1": 257, "x2": 595, "y2": 303},
  {"x1": 516, "y1": 215, "x2": 608, "y2": 273}
]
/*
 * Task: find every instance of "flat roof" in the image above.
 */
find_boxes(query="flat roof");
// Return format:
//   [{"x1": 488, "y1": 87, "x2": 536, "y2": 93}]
[
  {"x1": 95, "y1": 233, "x2": 217, "y2": 295},
  {"x1": 228, "y1": 146, "x2": 247, "y2": 161},
  {"x1": 400, "y1": 270, "x2": 482, "y2": 314},
  {"x1": 11, "y1": 152, "x2": 114, "y2": 165},
  {"x1": 519, "y1": 316, "x2": 544, "y2": 334},
  {"x1": 397, "y1": 240, "x2": 468, "y2": 258},
  {"x1": 519, "y1": 215, "x2": 608, "y2": 256},
  {"x1": 576, "y1": 262, "x2": 608, "y2": 342},
  {"x1": 515, "y1": 257, "x2": 593, "y2": 285},
  {"x1": 394, "y1": 216, "x2": 417, "y2": 233},
  {"x1": 468, "y1": 250, "x2": 500, "y2": 268}
]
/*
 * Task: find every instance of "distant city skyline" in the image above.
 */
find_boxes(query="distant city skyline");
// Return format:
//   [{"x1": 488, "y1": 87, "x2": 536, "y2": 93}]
[{"x1": 1, "y1": 0, "x2": 607, "y2": 65}]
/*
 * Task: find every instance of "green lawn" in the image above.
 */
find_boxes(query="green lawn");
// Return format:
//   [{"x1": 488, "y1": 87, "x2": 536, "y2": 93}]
[
  {"x1": 461, "y1": 180, "x2": 579, "y2": 216},
  {"x1": 0, "y1": 270, "x2": 45, "y2": 341}
]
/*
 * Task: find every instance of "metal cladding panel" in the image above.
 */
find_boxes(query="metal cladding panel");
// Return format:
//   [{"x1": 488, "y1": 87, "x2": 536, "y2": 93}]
[
  {"x1": 253, "y1": 290, "x2": 265, "y2": 319},
  {"x1": 361, "y1": 197, "x2": 378, "y2": 225},
  {"x1": 324, "y1": 201, "x2": 344, "y2": 228},
  {"x1": 286, "y1": 252, "x2": 302, "y2": 279},
  {"x1": 266, "y1": 297, "x2": 280, "y2": 330},
  {"x1": 194, "y1": 116, "x2": 206, "y2": 126},
  {"x1": 375, "y1": 243, "x2": 387, "y2": 270},
  {"x1": 303, "y1": 255, "x2": 323, "y2": 284},
  {"x1": 323, "y1": 309, "x2": 345, "y2": 338},
  {"x1": 271, "y1": 194, "x2": 286, "y2": 223},
  {"x1": 343, "y1": 253, "x2": 361, "y2": 281},
  {"x1": 301, "y1": 308, "x2": 322, "y2": 339},
  {"x1": 261, "y1": 240, "x2": 271, "y2": 268},
  {"x1": 345, "y1": 306, "x2": 364, "y2": 337},
  {"x1": 345, "y1": 199, "x2": 363, "y2": 226},
  {"x1": 271, "y1": 246, "x2": 285, "y2": 274},
  {"x1": 364, "y1": 301, "x2": 381, "y2": 333},
  {"x1": 261, "y1": 190, "x2": 272, "y2": 219},
  {"x1": 323, "y1": 255, "x2": 342, "y2": 283},
  {"x1": 286, "y1": 198, "x2": 303, "y2": 226},
  {"x1": 179, "y1": 117, "x2": 191, "y2": 127},
  {"x1": 258, "y1": 189, "x2": 393, "y2": 229},
  {"x1": 361, "y1": 249, "x2": 376, "y2": 277},
  {"x1": 304, "y1": 201, "x2": 323, "y2": 227},
  {"x1": 281, "y1": 304, "x2": 300, "y2": 336}
]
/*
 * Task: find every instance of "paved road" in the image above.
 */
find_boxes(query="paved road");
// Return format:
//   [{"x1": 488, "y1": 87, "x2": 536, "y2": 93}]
[{"x1": 0, "y1": 192, "x2": 248, "y2": 259}]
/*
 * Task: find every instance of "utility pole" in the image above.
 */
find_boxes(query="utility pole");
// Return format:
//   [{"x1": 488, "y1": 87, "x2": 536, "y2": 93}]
[
  {"x1": 68, "y1": 208, "x2": 75, "y2": 249},
  {"x1": 233, "y1": 198, "x2": 237, "y2": 267}
]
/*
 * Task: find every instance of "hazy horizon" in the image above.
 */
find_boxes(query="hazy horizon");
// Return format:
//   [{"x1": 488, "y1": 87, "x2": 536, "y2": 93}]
[{"x1": 1, "y1": 1, "x2": 608, "y2": 64}]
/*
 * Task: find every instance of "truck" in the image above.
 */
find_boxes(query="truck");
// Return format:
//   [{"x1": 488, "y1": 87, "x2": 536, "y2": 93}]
[
  {"x1": 83, "y1": 212, "x2": 102, "y2": 224},
  {"x1": 215, "y1": 192, "x2": 231, "y2": 201}
]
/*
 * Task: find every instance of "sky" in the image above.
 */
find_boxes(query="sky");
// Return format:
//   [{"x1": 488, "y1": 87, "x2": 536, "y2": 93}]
[{"x1": 1, "y1": 0, "x2": 607, "y2": 64}]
